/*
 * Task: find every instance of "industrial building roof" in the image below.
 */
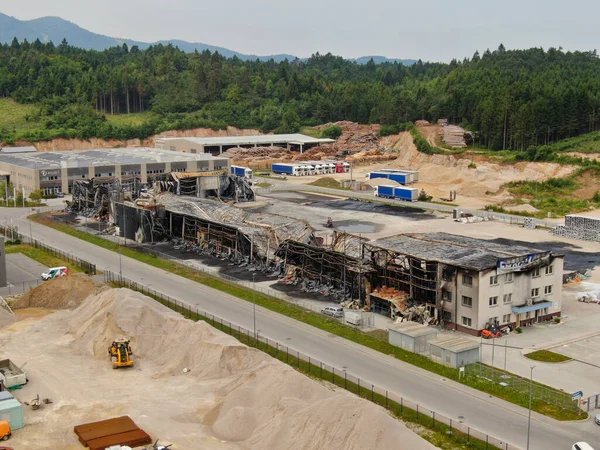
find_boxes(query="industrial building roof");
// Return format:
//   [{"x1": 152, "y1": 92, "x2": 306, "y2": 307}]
[
  {"x1": 429, "y1": 335, "x2": 480, "y2": 353},
  {"x1": 0, "y1": 148, "x2": 227, "y2": 170},
  {"x1": 156, "y1": 134, "x2": 334, "y2": 146},
  {"x1": 388, "y1": 321, "x2": 438, "y2": 338},
  {"x1": 0, "y1": 146, "x2": 37, "y2": 153},
  {"x1": 367, "y1": 232, "x2": 550, "y2": 271}
]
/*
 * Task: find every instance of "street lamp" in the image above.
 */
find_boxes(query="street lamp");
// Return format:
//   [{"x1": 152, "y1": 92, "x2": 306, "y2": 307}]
[
  {"x1": 527, "y1": 365, "x2": 535, "y2": 450},
  {"x1": 253, "y1": 273, "x2": 257, "y2": 343}
]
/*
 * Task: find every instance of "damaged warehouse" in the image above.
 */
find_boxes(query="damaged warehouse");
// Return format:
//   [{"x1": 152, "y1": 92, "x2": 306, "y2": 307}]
[
  {"x1": 275, "y1": 232, "x2": 372, "y2": 302},
  {"x1": 118, "y1": 194, "x2": 316, "y2": 268}
]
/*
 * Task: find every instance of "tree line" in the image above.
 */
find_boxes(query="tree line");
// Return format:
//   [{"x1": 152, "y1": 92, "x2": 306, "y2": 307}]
[{"x1": 1, "y1": 37, "x2": 600, "y2": 151}]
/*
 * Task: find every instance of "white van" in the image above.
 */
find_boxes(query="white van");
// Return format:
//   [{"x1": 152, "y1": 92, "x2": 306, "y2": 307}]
[
  {"x1": 41, "y1": 266, "x2": 68, "y2": 281},
  {"x1": 572, "y1": 443, "x2": 595, "y2": 450}
]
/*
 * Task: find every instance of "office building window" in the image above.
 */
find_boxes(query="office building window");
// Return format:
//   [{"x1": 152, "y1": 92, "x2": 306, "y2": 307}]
[
  {"x1": 442, "y1": 291, "x2": 452, "y2": 302},
  {"x1": 503, "y1": 314, "x2": 512, "y2": 323},
  {"x1": 462, "y1": 275, "x2": 473, "y2": 286},
  {"x1": 461, "y1": 316, "x2": 472, "y2": 327},
  {"x1": 545, "y1": 266, "x2": 553, "y2": 275},
  {"x1": 462, "y1": 296, "x2": 473, "y2": 307},
  {"x1": 532, "y1": 267, "x2": 540, "y2": 278},
  {"x1": 531, "y1": 288, "x2": 539, "y2": 297},
  {"x1": 544, "y1": 285, "x2": 553, "y2": 295},
  {"x1": 490, "y1": 275, "x2": 498, "y2": 285},
  {"x1": 503, "y1": 293, "x2": 512, "y2": 304},
  {"x1": 505, "y1": 273, "x2": 514, "y2": 283},
  {"x1": 489, "y1": 296, "x2": 498, "y2": 306}
]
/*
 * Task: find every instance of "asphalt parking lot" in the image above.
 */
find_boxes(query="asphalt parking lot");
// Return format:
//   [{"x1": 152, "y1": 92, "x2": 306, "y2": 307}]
[{"x1": 554, "y1": 335, "x2": 600, "y2": 367}]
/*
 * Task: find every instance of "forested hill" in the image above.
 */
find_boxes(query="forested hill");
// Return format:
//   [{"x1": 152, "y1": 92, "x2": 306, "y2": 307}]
[{"x1": 0, "y1": 40, "x2": 599, "y2": 150}]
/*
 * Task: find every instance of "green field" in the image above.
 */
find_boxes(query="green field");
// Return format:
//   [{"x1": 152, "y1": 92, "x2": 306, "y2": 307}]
[
  {"x1": 0, "y1": 98, "x2": 43, "y2": 134},
  {"x1": 105, "y1": 111, "x2": 155, "y2": 127},
  {"x1": 525, "y1": 350, "x2": 572, "y2": 363}
]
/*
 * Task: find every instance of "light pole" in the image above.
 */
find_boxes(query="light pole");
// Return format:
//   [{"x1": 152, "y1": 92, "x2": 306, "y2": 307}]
[
  {"x1": 527, "y1": 365, "x2": 535, "y2": 450},
  {"x1": 252, "y1": 273, "x2": 257, "y2": 343}
]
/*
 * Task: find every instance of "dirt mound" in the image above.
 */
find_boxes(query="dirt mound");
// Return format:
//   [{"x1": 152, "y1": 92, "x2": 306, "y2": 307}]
[
  {"x1": 223, "y1": 146, "x2": 292, "y2": 161},
  {"x1": 506, "y1": 204, "x2": 540, "y2": 213},
  {"x1": 318, "y1": 121, "x2": 380, "y2": 151},
  {"x1": 25, "y1": 126, "x2": 262, "y2": 151},
  {"x1": 61, "y1": 288, "x2": 435, "y2": 449},
  {"x1": 389, "y1": 133, "x2": 576, "y2": 199},
  {"x1": 13, "y1": 273, "x2": 101, "y2": 310},
  {"x1": 68, "y1": 288, "x2": 268, "y2": 379}
]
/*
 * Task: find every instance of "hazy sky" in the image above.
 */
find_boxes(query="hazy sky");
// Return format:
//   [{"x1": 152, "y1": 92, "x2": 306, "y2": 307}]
[{"x1": 2, "y1": 0, "x2": 599, "y2": 61}]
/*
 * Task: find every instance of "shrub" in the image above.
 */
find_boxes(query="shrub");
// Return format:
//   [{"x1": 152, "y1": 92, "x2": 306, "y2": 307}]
[
  {"x1": 554, "y1": 317, "x2": 561, "y2": 324},
  {"x1": 515, "y1": 327, "x2": 523, "y2": 334},
  {"x1": 468, "y1": 162, "x2": 477, "y2": 169},
  {"x1": 321, "y1": 125, "x2": 343, "y2": 140}
]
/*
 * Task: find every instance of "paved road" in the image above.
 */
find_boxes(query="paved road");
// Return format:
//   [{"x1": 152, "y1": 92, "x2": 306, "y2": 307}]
[{"x1": 3, "y1": 209, "x2": 598, "y2": 450}]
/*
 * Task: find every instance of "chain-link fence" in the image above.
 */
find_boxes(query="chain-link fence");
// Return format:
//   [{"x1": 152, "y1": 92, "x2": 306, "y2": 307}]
[
  {"x1": 465, "y1": 363, "x2": 580, "y2": 413},
  {"x1": 105, "y1": 270, "x2": 517, "y2": 450}
]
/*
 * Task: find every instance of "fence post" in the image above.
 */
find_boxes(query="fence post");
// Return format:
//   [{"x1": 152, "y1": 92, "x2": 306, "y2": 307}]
[
  {"x1": 385, "y1": 391, "x2": 388, "y2": 409},
  {"x1": 308, "y1": 357, "x2": 311, "y2": 373},
  {"x1": 417, "y1": 404, "x2": 419, "y2": 419},
  {"x1": 468, "y1": 427, "x2": 470, "y2": 442},
  {"x1": 401, "y1": 397, "x2": 403, "y2": 413},
  {"x1": 449, "y1": 419, "x2": 452, "y2": 435},
  {"x1": 486, "y1": 435, "x2": 489, "y2": 449},
  {"x1": 344, "y1": 372, "x2": 347, "y2": 390},
  {"x1": 358, "y1": 378, "x2": 360, "y2": 395},
  {"x1": 286, "y1": 347, "x2": 289, "y2": 363},
  {"x1": 432, "y1": 412, "x2": 435, "y2": 428}
]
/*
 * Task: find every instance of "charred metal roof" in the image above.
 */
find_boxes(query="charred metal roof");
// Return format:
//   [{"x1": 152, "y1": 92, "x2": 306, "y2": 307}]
[{"x1": 367, "y1": 232, "x2": 553, "y2": 271}]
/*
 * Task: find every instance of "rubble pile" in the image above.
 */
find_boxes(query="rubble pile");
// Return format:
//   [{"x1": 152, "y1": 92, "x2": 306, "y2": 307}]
[
  {"x1": 223, "y1": 146, "x2": 293, "y2": 161},
  {"x1": 443, "y1": 125, "x2": 467, "y2": 148},
  {"x1": 415, "y1": 120, "x2": 431, "y2": 127},
  {"x1": 278, "y1": 267, "x2": 350, "y2": 300},
  {"x1": 293, "y1": 145, "x2": 341, "y2": 161}
]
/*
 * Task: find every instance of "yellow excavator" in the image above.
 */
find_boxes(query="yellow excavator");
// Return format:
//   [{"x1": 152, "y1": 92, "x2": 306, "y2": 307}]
[{"x1": 108, "y1": 338, "x2": 134, "y2": 369}]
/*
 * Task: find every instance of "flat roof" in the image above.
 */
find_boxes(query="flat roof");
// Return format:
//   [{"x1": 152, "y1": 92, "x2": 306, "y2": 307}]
[
  {"x1": 367, "y1": 232, "x2": 551, "y2": 271},
  {"x1": 389, "y1": 321, "x2": 438, "y2": 337},
  {"x1": 429, "y1": 335, "x2": 480, "y2": 352},
  {"x1": 0, "y1": 146, "x2": 37, "y2": 153},
  {"x1": 0, "y1": 148, "x2": 227, "y2": 170},
  {"x1": 156, "y1": 133, "x2": 334, "y2": 146}
]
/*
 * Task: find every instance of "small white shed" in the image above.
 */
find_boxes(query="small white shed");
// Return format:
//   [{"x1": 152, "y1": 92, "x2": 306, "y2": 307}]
[
  {"x1": 429, "y1": 336, "x2": 480, "y2": 368},
  {"x1": 388, "y1": 322, "x2": 438, "y2": 355}
]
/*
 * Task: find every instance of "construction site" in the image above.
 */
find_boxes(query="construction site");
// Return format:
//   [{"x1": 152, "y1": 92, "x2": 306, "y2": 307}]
[{"x1": 0, "y1": 275, "x2": 436, "y2": 450}]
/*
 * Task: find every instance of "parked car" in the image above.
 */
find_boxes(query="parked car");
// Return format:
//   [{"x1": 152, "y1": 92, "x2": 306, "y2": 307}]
[
  {"x1": 41, "y1": 266, "x2": 68, "y2": 281},
  {"x1": 595, "y1": 413, "x2": 600, "y2": 425},
  {"x1": 56, "y1": 192, "x2": 65, "y2": 198},
  {"x1": 321, "y1": 306, "x2": 344, "y2": 318},
  {"x1": 572, "y1": 443, "x2": 595, "y2": 450},
  {"x1": 0, "y1": 420, "x2": 11, "y2": 441}
]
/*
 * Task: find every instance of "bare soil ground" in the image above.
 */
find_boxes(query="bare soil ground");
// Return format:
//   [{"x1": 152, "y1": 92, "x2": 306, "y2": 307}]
[{"x1": 0, "y1": 279, "x2": 436, "y2": 450}]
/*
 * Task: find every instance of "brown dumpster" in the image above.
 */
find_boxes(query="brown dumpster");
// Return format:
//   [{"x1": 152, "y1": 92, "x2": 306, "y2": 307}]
[{"x1": 74, "y1": 415, "x2": 151, "y2": 449}]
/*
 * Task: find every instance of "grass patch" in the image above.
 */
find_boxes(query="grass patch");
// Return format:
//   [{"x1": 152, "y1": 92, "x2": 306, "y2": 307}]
[
  {"x1": 116, "y1": 281, "x2": 500, "y2": 450},
  {"x1": 308, "y1": 177, "x2": 349, "y2": 190},
  {"x1": 105, "y1": 112, "x2": 156, "y2": 127},
  {"x1": 255, "y1": 182, "x2": 272, "y2": 188},
  {"x1": 0, "y1": 98, "x2": 43, "y2": 136},
  {"x1": 299, "y1": 126, "x2": 321, "y2": 138},
  {"x1": 525, "y1": 350, "x2": 572, "y2": 363},
  {"x1": 5, "y1": 244, "x2": 84, "y2": 274},
  {"x1": 33, "y1": 214, "x2": 584, "y2": 421}
]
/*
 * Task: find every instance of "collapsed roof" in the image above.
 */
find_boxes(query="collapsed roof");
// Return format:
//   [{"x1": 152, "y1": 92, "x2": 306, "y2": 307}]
[{"x1": 158, "y1": 194, "x2": 315, "y2": 259}]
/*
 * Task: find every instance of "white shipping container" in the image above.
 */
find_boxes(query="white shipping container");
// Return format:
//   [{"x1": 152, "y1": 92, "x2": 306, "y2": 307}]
[{"x1": 345, "y1": 311, "x2": 362, "y2": 326}]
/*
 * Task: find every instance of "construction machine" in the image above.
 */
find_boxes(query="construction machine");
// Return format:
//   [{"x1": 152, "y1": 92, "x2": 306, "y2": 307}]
[{"x1": 108, "y1": 339, "x2": 134, "y2": 369}]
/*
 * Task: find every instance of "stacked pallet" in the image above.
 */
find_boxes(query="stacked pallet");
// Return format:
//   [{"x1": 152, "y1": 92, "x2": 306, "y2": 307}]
[
  {"x1": 74, "y1": 416, "x2": 152, "y2": 450},
  {"x1": 551, "y1": 215, "x2": 600, "y2": 241}
]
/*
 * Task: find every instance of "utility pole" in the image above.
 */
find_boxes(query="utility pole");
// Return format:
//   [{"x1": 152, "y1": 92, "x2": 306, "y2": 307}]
[
  {"x1": 504, "y1": 339, "x2": 508, "y2": 372},
  {"x1": 527, "y1": 365, "x2": 535, "y2": 450},
  {"x1": 253, "y1": 273, "x2": 257, "y2": 343}
]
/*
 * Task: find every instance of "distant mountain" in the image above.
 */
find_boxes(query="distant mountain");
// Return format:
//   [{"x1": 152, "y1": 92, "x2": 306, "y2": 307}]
[
  {"x1": 352, "y1": 56, "x2": 417, "y2": 65},
  {"x1": 0, "y1": 12, "x2": 414, "y2": 64}
]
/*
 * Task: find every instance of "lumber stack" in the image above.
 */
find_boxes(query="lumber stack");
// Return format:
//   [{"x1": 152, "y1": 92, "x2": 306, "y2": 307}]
[{"x1": 74, "y1": 416, "x2": 151, "y2": 450}]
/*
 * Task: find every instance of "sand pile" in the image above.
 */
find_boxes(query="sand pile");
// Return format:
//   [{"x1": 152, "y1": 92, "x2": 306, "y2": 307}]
[
  {"x1": 388, "y1": 132, "x2": 576, "y2": 198},
  {"x1": 67, "y1": 288, "x2": 269, "y2": 379},
  {"x1": 61, "y1": 288, "x2": 436, "y2": 449},
  {"x1": 13, "y1": 273, "x2": 102, "y2": 310}
]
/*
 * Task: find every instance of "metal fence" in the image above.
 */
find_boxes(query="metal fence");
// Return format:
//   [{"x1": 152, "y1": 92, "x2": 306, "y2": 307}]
[
  {"x1": 0, "y1": 224, "x2": 97, "y2": 276},
  {"x1": 465, "y1": 363, "x2": 580, "y2": 413},
  {"x1": 582, "y1": 393, "x2": 600, "y2": 412},
  {"x1": 0, "y1": 278, "x2": 43, "y2": 297},
  {"x1": 104, "y1": 270, "x2": 517, "y2": 450},
  {"x1": 258, "y1": 184, "x2": 557, "y2": 228}
]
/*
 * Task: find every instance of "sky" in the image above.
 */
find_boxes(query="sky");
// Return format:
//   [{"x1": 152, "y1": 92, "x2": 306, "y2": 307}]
[{"x1": 2, "y1": 0, "x2": 599, "y2": 62}]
